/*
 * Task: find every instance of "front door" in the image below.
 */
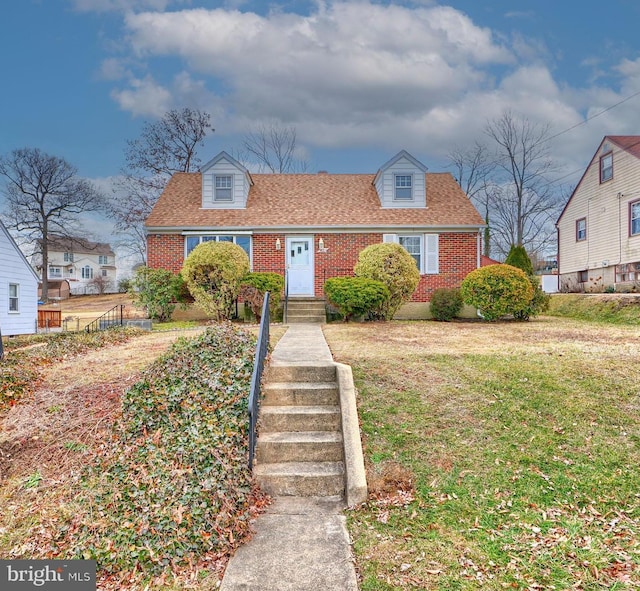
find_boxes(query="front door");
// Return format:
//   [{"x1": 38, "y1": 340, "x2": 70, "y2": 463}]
[{"x1": 286, "y1": 236, "x2": 314, "y2": 296}]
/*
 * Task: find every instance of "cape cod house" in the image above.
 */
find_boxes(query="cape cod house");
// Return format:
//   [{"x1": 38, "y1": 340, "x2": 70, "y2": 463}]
[
  {"x1": 556, "y1": 136, "x2": 640, "y2": 292},
  {"x1": 145, "y1": 150, "x2": 485, "y2": 318},
  {"x1": 0, "y1": 220, "x2": 39, "y2": 336}
]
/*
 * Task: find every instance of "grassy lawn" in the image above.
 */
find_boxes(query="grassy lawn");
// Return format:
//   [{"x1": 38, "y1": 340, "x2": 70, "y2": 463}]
[{"x1": 323, "y1": 318, "x2": 640, "y2": 590}]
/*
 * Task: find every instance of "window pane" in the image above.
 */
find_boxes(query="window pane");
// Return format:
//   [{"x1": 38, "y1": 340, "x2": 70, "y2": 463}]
[
  {"x1": 186, "y1": 236, "x2": 200, "y2": 255},
  {"x1": 394, "y1": 175, "x2": 412, "y2": 200},
  {"x1": 601, "y1": 154, "x2": 613, "y2": 182},
  {"x1": 236, "y1": 236, "x2": 251, "y2": 256},
  {"x1": 9, "y1": 284, "x2": 17, "y2": 298},
  {"x1": 399, "y1": 236, "x2": 421, "y2": 270},
  {"x1": 202, "y1": 236, "x2": 216, "y2": 242},
  {"x1": 632, "y1": 203, "x2": 640, "y2": 235},
  {"x1": 218, "y1": 235, "x2": 234, "y2": 242}
]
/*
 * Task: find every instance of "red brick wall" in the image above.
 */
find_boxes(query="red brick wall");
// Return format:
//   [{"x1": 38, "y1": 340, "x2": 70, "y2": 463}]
[{"x1": 147, "y1": 231, "x2": 478, "y2": 302}]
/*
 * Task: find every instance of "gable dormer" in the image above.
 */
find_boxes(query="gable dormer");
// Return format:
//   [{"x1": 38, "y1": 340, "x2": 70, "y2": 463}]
[
  {"x1": 200, "y1": 151, "x2": 253, "y2": 209},
  {"x1": 373, "y1": 150, "x2": 428, "y2": 208}
]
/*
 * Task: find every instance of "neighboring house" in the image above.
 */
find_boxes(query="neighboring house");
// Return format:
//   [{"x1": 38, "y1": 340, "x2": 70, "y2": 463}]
[
  {"x1": 145, "y1": 150, "x2": 485, "y2": 318},
  {"x1": 557, "y1": 136, "x2": 640, "y2": 292},
  {"x1": 0, "y1": 220, "x2": 39, "y2": 335},
  {"x1": 46, "y1": 236, "x2": 117, "y2": 295}
]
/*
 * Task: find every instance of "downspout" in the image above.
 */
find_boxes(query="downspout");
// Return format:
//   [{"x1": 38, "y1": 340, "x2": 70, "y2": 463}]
[{"x1": 477, "y1": 232, "x2": 481, "y2": 268}]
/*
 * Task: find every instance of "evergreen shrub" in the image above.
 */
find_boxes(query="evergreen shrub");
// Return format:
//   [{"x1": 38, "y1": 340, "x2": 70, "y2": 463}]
[
  {"x1": 430, "y1": 288, "x2": 463, "y2": 321},
  {"x1": 324, "y1": 276, "x2": 389, "y2": 321},
  {"x1": 461, "y1": 264, "x2": 534, "y2": 321}
]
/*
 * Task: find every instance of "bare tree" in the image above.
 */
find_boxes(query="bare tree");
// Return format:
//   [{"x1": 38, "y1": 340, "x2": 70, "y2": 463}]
[
  {"x1": 110, "y1": 108, "x2": 213, "y2": 263},
  {"x1": 88, "y1": 274, "x2": 113, "y2": 295},
  {"x1": 0, "y1": 148, "x2": 105, "y2": 301},
  {"x1": 484, "y1": 110, "x2": 561, "y2": 258},
  {"x1": 448, "y1": 142, "x2": 496, "y2": 257},
  {"x1": 241, "y1": 122, "x2": 308, "y2": 173}
]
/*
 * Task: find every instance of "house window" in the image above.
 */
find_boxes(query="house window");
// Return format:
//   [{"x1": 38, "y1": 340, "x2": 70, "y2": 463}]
[
  {"x1": 630, "y1": 201, "x2": 640, "y2": 236},
  {"x1": 576, "y1": 218, "x2": 587, "y2": 241},
  {"x1": 64, "y1": 252, "x2": 74, "y2": 263},
  {"x1": 383, "y1": 233, "x2": 439, "y2": 274},
  {"x1": 81, "y1": 265, "x2": 93, "y2": 279},
  {"x1": 600, "y1": 153, "x2": 613, "y2": 183},
  {"x1": 578, "y1": 270, "x2": 588, "y2": 283},
  {"x1": 99, "y1": 255, "x2": 109, "y2": 265},
  {"x1": 102, "y1": 269, "x2": 108, "y2": 277},
  {"x1": 394, "y1": 175, "x2": 413, "y2": 200},
  {"x1": 185, "y1": 235, "x2": 251, "y2": 258},
  {"x1": 8, "y1": 283, "x2": 19, "y2": 312},
  {"x1": 398, "y1": 236, "x2": 421, "y2": 270},
  {"x1": 615, "y1": 262, "x2": 640, "y2": 282},
  {"x1": 214, "y1": 175, "x2": 233, "y2": 201},
  {"x1": 49, "y1": 266, "x2": 62, "y2": 278}
]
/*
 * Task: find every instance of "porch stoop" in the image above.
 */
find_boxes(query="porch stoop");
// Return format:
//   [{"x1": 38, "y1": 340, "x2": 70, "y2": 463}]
[
  {"x1": 285, "y1": 298, "x2": 326, "y2": 323},
  {"x1": 254, "y1": 364, "x2": 345, "y2": 498}
]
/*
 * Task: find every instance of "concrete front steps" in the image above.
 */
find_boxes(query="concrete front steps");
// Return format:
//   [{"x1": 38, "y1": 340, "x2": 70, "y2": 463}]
[
  {"x1": 254, "y1": 364, "x2": 345, "y2": 498},
  {"x1": 285, "y1": 298, "x2": 326, "y2": 323}
]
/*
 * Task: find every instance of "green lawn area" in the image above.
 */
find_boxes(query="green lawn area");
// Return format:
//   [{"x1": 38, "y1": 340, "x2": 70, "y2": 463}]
[{"x1": 323, "y1": 318, "x2": 640, "y2": 590}]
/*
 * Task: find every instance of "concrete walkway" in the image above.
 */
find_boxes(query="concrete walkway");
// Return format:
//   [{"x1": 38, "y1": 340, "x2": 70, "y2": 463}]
[{"x1": 220, "y1": 325, "x2": 359, "y2": 591}]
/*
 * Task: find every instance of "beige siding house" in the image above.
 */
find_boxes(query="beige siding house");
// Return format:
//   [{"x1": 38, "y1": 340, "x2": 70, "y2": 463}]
[{"x1": 557, "y1": 136, "x2": 640, "y2": 291}]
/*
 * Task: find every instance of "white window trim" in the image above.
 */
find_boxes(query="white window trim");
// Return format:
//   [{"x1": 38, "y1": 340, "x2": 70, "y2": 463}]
[
  {"x1": 8, "y1": 283, "x2": 19, "y2": 313},
  {"x1": 214, "y1": 174, "x2": 233, "y2": 202},
  {"x1": 184, "y1": 234, "x2": 252, "y2": 265},
  {"x1": 393, "y1": 173, "x2": 414, "y2": 201},
  {"x1": 81, "y1": 265, "x2": 94, "y2": 279},
  {"x1": 383, "y1": 233, "x2": 439, "y2": 274}
]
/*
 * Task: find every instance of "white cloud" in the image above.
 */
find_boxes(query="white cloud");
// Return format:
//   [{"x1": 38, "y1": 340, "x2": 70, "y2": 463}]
[{"x1": 96, "y1": 1, "x2": 640, "y2": 181}]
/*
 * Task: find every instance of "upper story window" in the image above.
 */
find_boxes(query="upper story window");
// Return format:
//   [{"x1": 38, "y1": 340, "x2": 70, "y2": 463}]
[
  {"x1": 64, "y1": 252, "x2": 74, "y2": 263},
  {"x1": 394, "y1": 174, "x2": 413, "y2": 200},
  {"x1": 630, "y1": 200, "x2": 640, "y2": 236},
  {"x1": 99, "y1": 255, "x2": 109, "y2": 265},
  {"x1": 82, "y1": 265, "x2": 93, "y2": 279},
  {"x1": 600, "y1": 152, "x2": 613, "y2": 183},
  {"x1": 215, "y1": 175, "x2": 233, "y2": 201},
  {"x1": 576, "y1": 218, "x2": 587, "y2": 241},
  {"x1": 8, "y1": 283, "x2": 19, "y2": 312}
]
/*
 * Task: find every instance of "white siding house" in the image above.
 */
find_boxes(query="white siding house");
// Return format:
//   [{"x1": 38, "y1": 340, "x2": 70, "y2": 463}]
[
  {"x1": 557, "y1": 136, "x2": 640, "y2": 291},
  {"x1": 0, "y1": 221, "x2": 39, "y2": 336},
  {"x1": 46, "y1": 236, "x2": 117, "y2": 295}
]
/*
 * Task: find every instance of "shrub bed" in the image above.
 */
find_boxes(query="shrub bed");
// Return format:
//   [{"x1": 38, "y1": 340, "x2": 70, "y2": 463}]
[{"x1": 73, "y1": 324, "x2": 259, "y2": 578}]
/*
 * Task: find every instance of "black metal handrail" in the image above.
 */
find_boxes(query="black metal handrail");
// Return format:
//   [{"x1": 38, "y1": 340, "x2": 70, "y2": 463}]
[
  {"x1": 248, "y1": 292, "x2": 270, "y2": 470},
  {"x1": 85, "y1": 304, "x2": 124, "y2": 333},
  {"x1": 283, "y1": 268, "x2": 289, "y2": 323}
]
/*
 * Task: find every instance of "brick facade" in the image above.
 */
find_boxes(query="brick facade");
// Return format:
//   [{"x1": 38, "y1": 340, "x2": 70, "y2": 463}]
[{"x1": 147, "y1": 231, "x2": 479, "y2": 302}]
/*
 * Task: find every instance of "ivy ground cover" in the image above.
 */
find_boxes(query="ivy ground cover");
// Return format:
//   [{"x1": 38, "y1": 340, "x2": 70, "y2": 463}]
[{"x1": 324, "y1": 319, "x2": 640, "y2": 590}]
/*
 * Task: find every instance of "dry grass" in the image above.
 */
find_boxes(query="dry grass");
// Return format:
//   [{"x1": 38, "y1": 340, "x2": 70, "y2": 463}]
[{"x1": 323, "y1": 318, "x2": 640, "y2": 590}]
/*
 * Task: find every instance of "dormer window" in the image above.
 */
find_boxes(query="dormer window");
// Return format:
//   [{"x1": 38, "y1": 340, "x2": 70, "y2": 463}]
[
  {"x1": 394, "y1": 174, "x2": 413, "y2": 200},
  {"x1": 215, "y1": 175, "x2": 233, "y2": 201}
]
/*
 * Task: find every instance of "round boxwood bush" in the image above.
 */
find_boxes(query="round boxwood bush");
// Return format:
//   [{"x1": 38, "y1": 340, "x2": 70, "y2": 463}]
[
  {"x1": 354, "y1": 243, "x2": 420, "y2": 320},
  {"x1": 430, "y1": 287, "x2": 463, "y2": 321},
  {"x1": 182, "y1": 241, "x2": 250, "y2": 320},
  {"x1": 324, "y1": 276, "x2": 390, "y2": 321},
  {"x1": 460, "y1": 264, "x2": 534, "y2": 321}
]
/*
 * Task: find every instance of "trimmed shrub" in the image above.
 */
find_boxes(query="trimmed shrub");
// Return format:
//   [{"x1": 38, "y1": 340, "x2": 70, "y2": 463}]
[
  {"x1": 241, "y1": 272, "x2": 284, "y2": 320},
  {"x1": 130, "y1": 266, "x2": 183, "y2": 322},
  {"x1": 182, "y1": 242, "x2": 250, "y2": 320},
  {"x1": 354, "y1": 243, "x2": 420, "y2": 320},
  {"x1": 430, "y1": 288, "x2": 463, "y2": 321},
  {"x1": 504, "y1": 245, "x2": 534, "y2": 276},
  {"x1": 504, "y1": 245, "x2": 550, "y2": 320},
  {"x1": 460, "y1": 264, "x2": 534, "y2": 321},
  {"x1": 324, "y1": 276, "x2": 390, "y2": 321}
]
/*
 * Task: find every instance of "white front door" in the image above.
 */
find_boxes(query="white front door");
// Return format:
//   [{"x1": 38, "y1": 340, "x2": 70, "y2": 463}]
[{"x1": 286, "y1": 236, "x2": 314, "y2": 296}]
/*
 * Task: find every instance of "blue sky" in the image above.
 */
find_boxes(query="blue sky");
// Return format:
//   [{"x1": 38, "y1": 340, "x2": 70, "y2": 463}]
[{"x1": 1, "y1": 0, "x2": 640, "y2": 240}]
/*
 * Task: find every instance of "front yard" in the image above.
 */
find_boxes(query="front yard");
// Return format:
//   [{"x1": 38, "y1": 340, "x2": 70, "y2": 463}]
[{"x1": 323, "y1": 318, "x2": 640, "y2": 590}]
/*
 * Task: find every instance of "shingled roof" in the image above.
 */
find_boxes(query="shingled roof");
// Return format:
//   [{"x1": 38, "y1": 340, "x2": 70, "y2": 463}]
[{"x1": 145, "y1": 172, "x2": 484, "y2": 230}]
